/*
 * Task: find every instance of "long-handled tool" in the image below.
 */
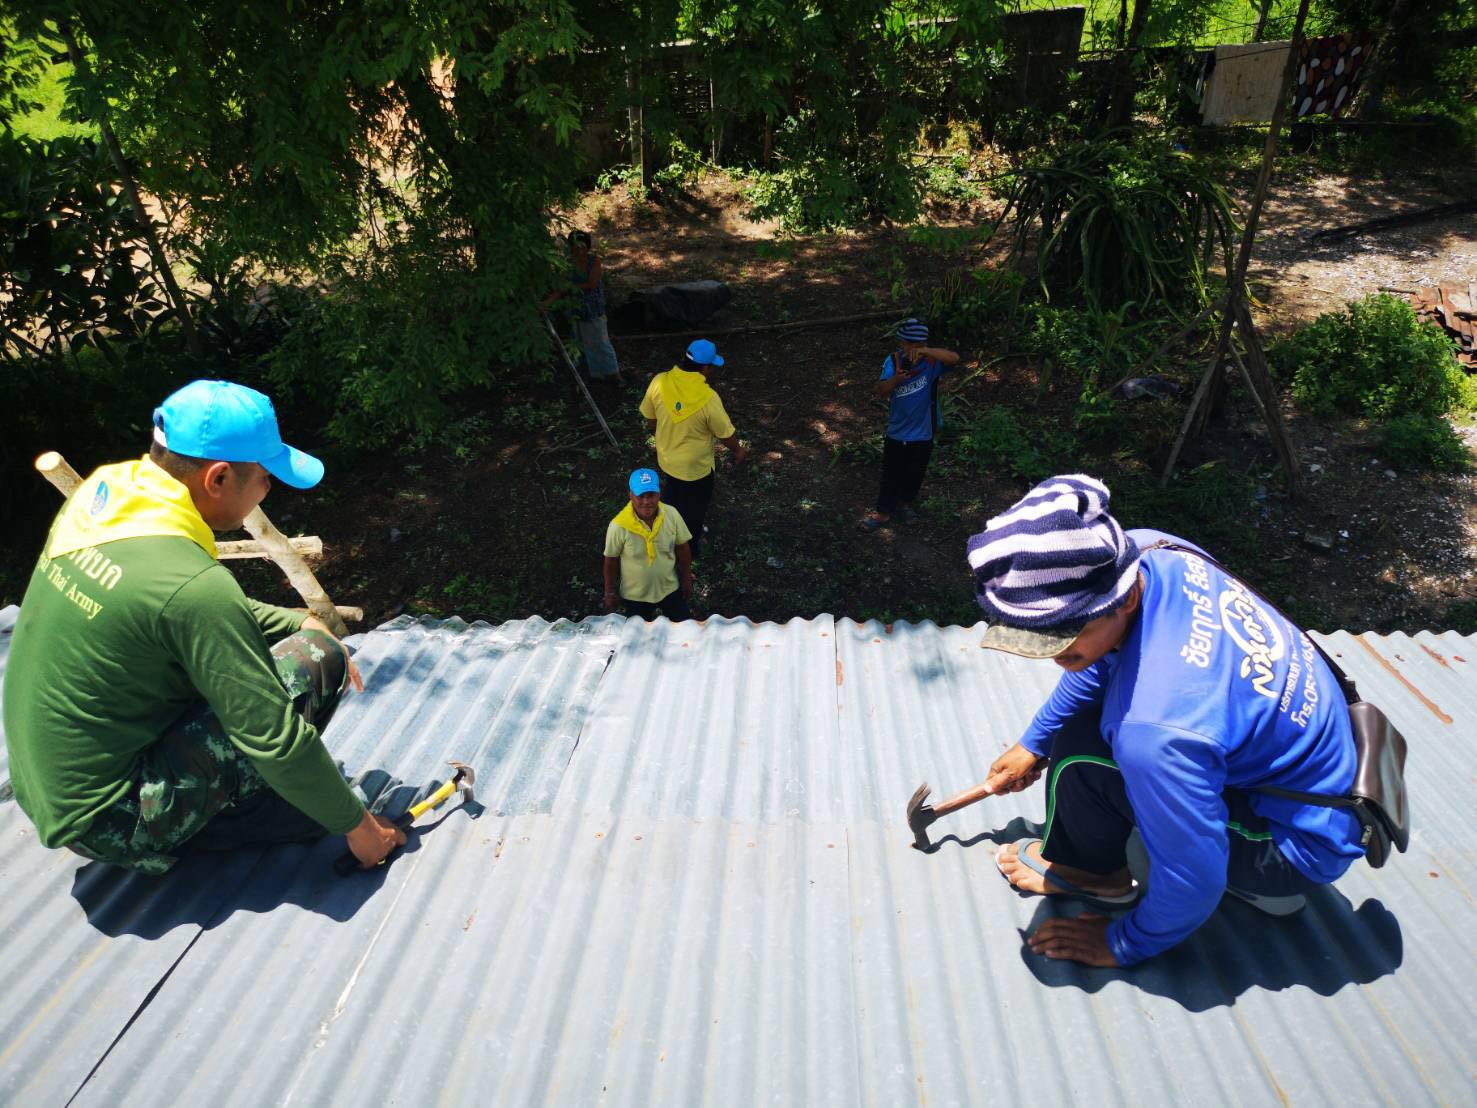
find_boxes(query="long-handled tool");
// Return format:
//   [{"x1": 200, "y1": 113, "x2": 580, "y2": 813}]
[
  {"x1": 335, "y1": 760, "x2": 476, "y2": 875},
  {"x1": 906, "y1": 780, "x2": 995, "y2": 852},
  {"x1": 541, "y1": 311, "x2": 619, "y2": 448}
]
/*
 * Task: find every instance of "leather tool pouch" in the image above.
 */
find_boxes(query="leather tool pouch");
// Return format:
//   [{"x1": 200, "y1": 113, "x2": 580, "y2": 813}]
[
  {"x1": 1143, "y1": 541, "x2": 1412, "y2": 867},
  {"x1": 1260, "y1": 700, "x2": 1410, "y2": 868}
]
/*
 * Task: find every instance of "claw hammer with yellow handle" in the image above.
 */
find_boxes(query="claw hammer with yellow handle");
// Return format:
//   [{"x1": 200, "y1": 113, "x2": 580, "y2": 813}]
[{"x1": 335, "y1": 760, "x2": 476, "y2": 875}]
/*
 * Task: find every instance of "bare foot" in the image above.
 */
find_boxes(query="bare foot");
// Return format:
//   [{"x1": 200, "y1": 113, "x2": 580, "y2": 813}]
[{"x1": 996, "y1": 841, "x2": 1134, "y2": 898}]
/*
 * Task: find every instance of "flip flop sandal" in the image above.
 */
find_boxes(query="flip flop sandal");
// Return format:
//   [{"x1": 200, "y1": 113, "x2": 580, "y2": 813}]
[
  {"x1": 1225, "y1": 887, "x2": 1307, "y2": 916},
  {"x1": 1002, "y1": 837, "x2": 1140, "y2": 908}
]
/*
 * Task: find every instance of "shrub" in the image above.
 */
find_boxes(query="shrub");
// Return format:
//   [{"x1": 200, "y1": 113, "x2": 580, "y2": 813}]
[
  {"x1": 924, "y1": 155, "x2": 983, "y2": 203},
  {"x1": 928, "y1": 267, "x2": 1021, "y2": 338},
  {"x1": 1022, "y1": 300, "x2": 1167, "y2": 384},
  {"x1": 1378, "y1": 414, "x2": 1471, "y2": 473},
  {"x1": 1455, "y1": 371, "x2": 1477, "y2": 414},
  {"x1": 999, "y1": 135, "x2": 1238, "y2": 308},
  {"x1": 952, "y1": 407, "x2": 1071, "y2": 482},
  {"x1": 1277, "y1": 294, "x2": 1464, "y2": 419}
]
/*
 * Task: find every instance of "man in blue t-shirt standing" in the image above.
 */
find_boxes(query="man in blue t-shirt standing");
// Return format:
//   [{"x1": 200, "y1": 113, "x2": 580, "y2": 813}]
[
  {"x1": 962, "y1": 474, "x2": 1367, "y2": 968},
  {"x1": 860, "y1": 319, "x2": 959, "y2": 532}
]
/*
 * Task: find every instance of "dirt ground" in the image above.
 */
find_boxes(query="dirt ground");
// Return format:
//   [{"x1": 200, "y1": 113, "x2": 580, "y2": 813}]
[{"x1": 6, "y1": 165, "x2": 1475, "y2": 635}]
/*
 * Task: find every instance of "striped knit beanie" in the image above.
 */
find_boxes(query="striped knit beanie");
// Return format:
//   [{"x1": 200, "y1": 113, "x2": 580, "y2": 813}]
[
  {"x1": 896, "y1": 319, "x2": 928, "y2": 342},
  {"x1": 966, "y1": 474, "x2": 1141, "y2": 658}
]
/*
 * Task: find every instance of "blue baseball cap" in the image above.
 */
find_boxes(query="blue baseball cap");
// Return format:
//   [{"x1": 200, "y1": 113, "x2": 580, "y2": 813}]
[
  {"x1": 153, "y1": 380, "x2": 324, "y2": 490},
  {"x1": 685, "y1": 339, "x2": 724, "y2": 367},
  {"x1": 628, "y1": 468, "x2": 661, "y2": 496}
]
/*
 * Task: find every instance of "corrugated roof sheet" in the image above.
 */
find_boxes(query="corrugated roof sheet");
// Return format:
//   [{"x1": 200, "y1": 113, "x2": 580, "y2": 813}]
[{"x1": 1, "y1": 608, "x2": 1474, "y2": 1105}]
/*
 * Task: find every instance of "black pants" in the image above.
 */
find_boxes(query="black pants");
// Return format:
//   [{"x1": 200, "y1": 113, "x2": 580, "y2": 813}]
[
  {"x1": 623, "y1": 589, "x2": 691, "y2": 622},
  {"x1": 876, "y1": 436, "x2": 934, "y2": 515},
  {"x1": 660, "y1": 470, "x2": 714, "y2": 557},
  {"x1": 1038, "y1": 710, "x2": 1316, "y2": 897}
]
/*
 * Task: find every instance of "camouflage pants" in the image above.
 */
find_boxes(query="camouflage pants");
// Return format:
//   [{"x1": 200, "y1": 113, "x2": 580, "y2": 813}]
[{"x1": 70, "y1": 629, "x2": 349, "y2": 875}]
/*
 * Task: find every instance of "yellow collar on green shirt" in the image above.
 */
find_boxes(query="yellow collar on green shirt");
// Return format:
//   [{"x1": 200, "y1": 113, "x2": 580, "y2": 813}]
[{"x1": 47, "y1": 455, "x2": 217, "y2": 561}]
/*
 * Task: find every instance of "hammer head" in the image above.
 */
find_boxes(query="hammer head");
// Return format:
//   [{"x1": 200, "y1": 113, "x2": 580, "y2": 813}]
[
  {"x1": 448, "y1": 760, "x2": 476, "y2": 805},
  {"x1": 906, "y1": 782, "x2": 938, "y2": 851}
]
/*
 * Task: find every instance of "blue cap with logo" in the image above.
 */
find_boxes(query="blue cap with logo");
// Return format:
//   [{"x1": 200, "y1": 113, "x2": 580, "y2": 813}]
[
  {"x1": 153, "y1": 380, "x2": 325, "y2": 490},
  {"x1": 685, "y1": 338, "x2": 725, "y2": 367},
  {"x1": 628, "y1": 468, "x2": 661, "y2": 496}
]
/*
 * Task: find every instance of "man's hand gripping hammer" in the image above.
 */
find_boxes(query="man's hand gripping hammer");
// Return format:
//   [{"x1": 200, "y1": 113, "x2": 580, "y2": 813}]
[{"x1": 335, "y1": 760, "x2": 476, "y2": 875}]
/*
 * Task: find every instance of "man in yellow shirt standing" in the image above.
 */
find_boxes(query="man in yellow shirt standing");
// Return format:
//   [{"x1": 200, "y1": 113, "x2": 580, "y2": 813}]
[
  {"x1": 639, "y1": 339, "x2": 747, "y2": 557},
  {"x1": 603, "y1": 468, "x2": 695, "y2": 620}
]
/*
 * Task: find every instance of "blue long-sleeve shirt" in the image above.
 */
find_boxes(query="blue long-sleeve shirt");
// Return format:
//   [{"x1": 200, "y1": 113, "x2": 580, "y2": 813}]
[{"x1": 1018, "y1": 529, "x2": 1363, "y2": 966}]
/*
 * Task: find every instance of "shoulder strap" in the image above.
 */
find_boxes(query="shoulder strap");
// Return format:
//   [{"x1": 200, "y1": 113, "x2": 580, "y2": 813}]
[{"x1": 1138, "y1": 540, "x2": 1362, "y2": 812}]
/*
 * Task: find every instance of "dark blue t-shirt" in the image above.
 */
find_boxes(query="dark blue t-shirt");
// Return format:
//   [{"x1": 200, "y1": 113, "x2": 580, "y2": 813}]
[{"x1": 879, "y1": 354, "x2": 943, "y2": 442}]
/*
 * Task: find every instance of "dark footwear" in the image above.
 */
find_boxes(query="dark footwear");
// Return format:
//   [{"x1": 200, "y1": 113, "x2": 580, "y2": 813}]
[
  {"x1": 898, "y1": 506, "x2": 920, "y2": 525},
  {"x1": 1226, "y1": 887, "x2": 1307, "y2": 916},
  {"x1": 859, "y1": 515, "x2": 890, "y2": 532},
  {"x1": 1004, "y1": 837, "x2": 1140, "y2": 908}
]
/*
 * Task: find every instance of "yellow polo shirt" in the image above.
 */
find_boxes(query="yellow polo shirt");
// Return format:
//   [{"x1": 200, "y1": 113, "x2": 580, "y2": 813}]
[
  {"x1": 639, "y1": 369, "x2": 737, "y2": 481},
  {"x1": 604, "y1": 505, "x2": 693, "y2": 603}
]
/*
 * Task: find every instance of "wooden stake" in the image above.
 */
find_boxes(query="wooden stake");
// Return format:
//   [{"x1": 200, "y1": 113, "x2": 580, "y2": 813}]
[
  {"x1": 1103, "y1": 297, "x2": 1222, "y2": 396},
  {"x1": 217, "y1": 535, "x2": 323, "y2": 561},
  {"x1": 1234, "y1": 298, "x2": 1301, "y2": 489},
  {"x1": 34, "y1": 451, "x2": 352, "y2": 635},
  {"x1": 542, "y1": 312, "x2": 619, "y2": 448},
  {"x1": 1164, "y1": 0, "x2": 1311, "y2": 491},
  {"x1": 242, "y1": 508, "x2": 348, "y2": 636},
  {"x1": 1158, "y1": 356, "x2": 1224, "y2": 487},
  {"x1": 35, "y1": 451, "x2": 83, "y2": 496}
]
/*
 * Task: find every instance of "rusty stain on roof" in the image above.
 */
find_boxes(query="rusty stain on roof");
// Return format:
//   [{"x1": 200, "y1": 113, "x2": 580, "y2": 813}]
[
  {"x1": 1418, "y1": 644, "x2": 1449, "y2": 668},
  {"x1": 1355, "y1": 634, "x2": 1454, "y2": 724}
]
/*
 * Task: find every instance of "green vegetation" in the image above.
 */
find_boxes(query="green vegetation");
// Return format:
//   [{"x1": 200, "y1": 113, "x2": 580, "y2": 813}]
[
  {"x1": 1378, "y1": 414, "x2": 1471, "y2": 474},
  {"x1": 2, "y1": 0, "x2": 1473, "y2": 627},
  {"x1": 999, "y1": 134, "x2": 1238, "y2": 309},
  {"x1": 7, "y1": 58, "x2": 92, "y2": 141},
  {"x1": 1277, "y1": 294, "x2": 1465, "y2": 421},
  {"x1": 947, "y1": 407, "x2": 1073, "y2": 482}
]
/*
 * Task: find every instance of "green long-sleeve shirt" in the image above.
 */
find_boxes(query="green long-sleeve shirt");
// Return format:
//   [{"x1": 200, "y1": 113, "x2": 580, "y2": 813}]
[{"x1": 2, "y1": 533, "x2": 365, "y2": 848}]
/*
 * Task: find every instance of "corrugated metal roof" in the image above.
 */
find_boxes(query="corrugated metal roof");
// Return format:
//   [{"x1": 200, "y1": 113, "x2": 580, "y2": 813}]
[{"x1": 1, "y1": 608, "x2": 1473, "y2": 1105}]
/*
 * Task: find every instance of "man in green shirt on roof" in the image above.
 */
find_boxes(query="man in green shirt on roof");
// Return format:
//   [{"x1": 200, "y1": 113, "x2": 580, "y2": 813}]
[{"x1": 2, "y1": 379, "x2": 405, "y2": 874}]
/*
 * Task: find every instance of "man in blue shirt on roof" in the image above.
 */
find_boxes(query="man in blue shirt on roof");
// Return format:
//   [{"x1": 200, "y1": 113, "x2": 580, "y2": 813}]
[
  {"x1": 965, "y1": 474, "x2": 1365, "y2": 967},
  {"x1": 860, "y1": 319, "x2": 959, "y2": 532}
]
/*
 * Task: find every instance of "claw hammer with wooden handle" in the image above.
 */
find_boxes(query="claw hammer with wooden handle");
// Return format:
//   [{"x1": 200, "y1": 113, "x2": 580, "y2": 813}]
[
  {"x1": 335, "y1": 760, "x2": 476, "y2": 874},
  {"x1": 906, "y1": 755, "x2": 1047, "y2": 851}
]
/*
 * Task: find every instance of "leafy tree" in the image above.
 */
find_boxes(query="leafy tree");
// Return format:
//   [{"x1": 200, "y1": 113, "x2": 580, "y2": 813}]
[
  {"x1": 685, "y1": 0, "x2": 1003, "y2": 231},
  {"x1": 0, "y1": 131, "x2": 166, "y2": 361},
  {"x1": 5, "y1": 0, "x2": 640, "y2": 444}
]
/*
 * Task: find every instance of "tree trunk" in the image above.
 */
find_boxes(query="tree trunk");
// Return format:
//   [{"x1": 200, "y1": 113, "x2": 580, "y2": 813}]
[
  {"x1": 1357, "y1": 0, "x2": 1418, "y2": 122},
  {"x1": 60, "y1": 22, "x2": 203, "y2": 361},
  {"x1": 1104, "y1": 0, "x2": 1154, "y2": 130},
  {"x1": 399, "y1": 69, "x2": 498, "y2": 271},
  {"x1": 1252, "y1": 0, "x2": 1275, "y2": 42}
]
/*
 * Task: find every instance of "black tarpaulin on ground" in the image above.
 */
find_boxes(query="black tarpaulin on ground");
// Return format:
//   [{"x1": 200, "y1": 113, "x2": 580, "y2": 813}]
[{"x1": 609, "y1": 280, "x2": 733, "y2": 331}]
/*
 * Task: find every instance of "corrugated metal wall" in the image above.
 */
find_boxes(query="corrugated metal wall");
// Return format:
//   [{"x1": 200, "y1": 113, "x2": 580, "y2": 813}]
[{"x1": 1, "y1": 611, "x2": 1473, "y2": 1105}]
